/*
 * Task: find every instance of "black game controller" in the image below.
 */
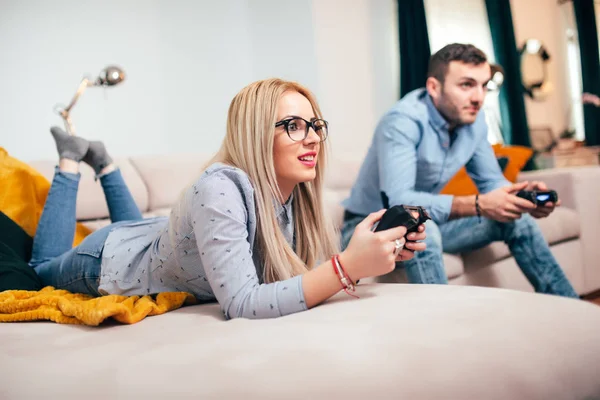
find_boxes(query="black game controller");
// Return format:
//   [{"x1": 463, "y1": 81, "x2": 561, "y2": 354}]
[
  {"x1": 373, "y1": 205, "x2": 431, "y2": 235},
  {"x1": 516, "y1": 190, "x2": 558, "y2": 207}
]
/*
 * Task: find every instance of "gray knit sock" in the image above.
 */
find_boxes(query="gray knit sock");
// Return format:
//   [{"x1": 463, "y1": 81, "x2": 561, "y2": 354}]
[
  {"x1": 82, "y1": 141, "x2": 114, "y2": 175},
  {"x1": 50, "y1": 126, "x2": 89, "y2": 162}
]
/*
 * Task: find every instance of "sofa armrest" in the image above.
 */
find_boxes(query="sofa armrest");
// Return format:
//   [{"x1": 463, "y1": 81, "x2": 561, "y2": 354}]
[
  {"x1": 517, "y1": 168, "x2": 576, "y2": 210},
  {"x1": 519, "y1": 166, "x2": 600, "y2": 294}
]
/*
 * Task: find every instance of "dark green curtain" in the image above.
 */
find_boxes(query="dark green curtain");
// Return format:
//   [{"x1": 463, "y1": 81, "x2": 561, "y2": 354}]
[
  {"x1": 485, "y1": 0, "x2": 531, "y2": 149},
  {"x1": 398, "y1": 0, "x2": 431, "y2": 98},
  {"x1": 574, "y1": 0, "x2": 600, "y2": 146}
]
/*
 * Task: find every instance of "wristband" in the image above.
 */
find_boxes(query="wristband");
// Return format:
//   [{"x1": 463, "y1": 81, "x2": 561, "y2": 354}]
[
  {"x1": 331, "y1": 255, "x2": 359, "y2": 299},
  {"x1": 475, "y1": 194, "x2": 482, "y2": 223}
]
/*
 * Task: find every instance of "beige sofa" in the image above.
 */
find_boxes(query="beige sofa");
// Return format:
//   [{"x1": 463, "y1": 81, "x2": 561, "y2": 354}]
[
  {"x1": 2, "y1": 155, "x2": 599, "y2": 399},
  {"x1": 322, "y1": 158, "x2": 600, "y2": 296},
  {"x1": 29, "y1": 153, "x2": 600, "y2": 296}
]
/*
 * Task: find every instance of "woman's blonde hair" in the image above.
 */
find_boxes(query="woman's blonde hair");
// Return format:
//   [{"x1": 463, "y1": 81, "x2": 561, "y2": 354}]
[{"x1": 206, "y1": 78, "x2": 339, "y2": 283}]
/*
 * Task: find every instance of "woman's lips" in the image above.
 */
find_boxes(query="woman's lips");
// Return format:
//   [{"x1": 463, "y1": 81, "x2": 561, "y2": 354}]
[
  {"x1": 298, "y1": 153, "x2": 317, "y2": 167},
  {"x1": 299, "y1": 159, "x2": 316, "y2": 167}
]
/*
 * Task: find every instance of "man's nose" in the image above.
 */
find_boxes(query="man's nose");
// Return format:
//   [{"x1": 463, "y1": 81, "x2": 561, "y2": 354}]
[{"x1": 471, "y1": 86, "x2": 486, "y2": 103}]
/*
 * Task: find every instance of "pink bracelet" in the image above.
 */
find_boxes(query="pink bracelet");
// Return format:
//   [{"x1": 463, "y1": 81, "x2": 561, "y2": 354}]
[{"x1": 331, "y1": 255, "x2": 359, "y2": 299}]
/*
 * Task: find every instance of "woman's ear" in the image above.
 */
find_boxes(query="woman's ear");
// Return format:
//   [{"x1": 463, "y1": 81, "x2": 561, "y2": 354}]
[{"x1": 425, "y1": 77, "x2": 441, "y2": 101}]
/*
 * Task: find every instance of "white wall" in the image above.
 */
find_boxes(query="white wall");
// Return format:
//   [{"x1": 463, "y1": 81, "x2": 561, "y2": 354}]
[
  {"x1": 312, "y1": 0, "x2": 398, "y2": 159},
  {"x1": 0, "y1": 0, "x2": 317, "y2": 161},
  {"x1": 0, "y1": 0, "x2": 398, "y2": 162}
]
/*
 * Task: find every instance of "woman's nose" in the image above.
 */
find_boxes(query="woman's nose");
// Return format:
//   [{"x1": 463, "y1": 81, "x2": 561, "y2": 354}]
[{"x1": 304, "y1": 127, "x2": 320, "y2": 144}]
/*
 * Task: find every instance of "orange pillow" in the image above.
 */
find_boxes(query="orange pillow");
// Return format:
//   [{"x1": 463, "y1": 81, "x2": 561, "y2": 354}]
[
  {"x1": 0, "y1": 147, "x2": 91, "y2": 247},
  {"x1": 440, "y1": 144, "x2": 533, "y2": 196}
]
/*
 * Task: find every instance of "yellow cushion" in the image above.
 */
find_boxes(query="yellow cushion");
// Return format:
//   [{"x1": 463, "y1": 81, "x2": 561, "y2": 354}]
[
  {"x1": 440, "y1": 144, "x2": 533, "y2": 196},
  {"x1": 0, "y1": 147, "x2": 92, "y2": 247}
]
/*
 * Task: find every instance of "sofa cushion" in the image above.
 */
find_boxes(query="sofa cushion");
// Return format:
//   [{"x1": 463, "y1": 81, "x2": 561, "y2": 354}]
[
  {"x1": 325, "y1": 156, "x2": 362, "y2": 191},
  {"x1": 456, "y1": 240, "x2": 586, "y2": 294},
  {"x1": 2, "y1": 284, "x2": 599, "y2": 399},
  {"x1": 363, "y1": 253, "x2": 464, "y2": 283},
  {"x1": 80, "y1": 208, "x2": 172, "y2": 232},
  {"x1": 440, "y1": 145, "x2": 533, "y2": 196},
  {"x1": 323, "y1": 189, "x2": 348, "y2": 229},
  {"x1": 142, "y1": 208, "x2": 172, "y2": 218},
  {"x1": 462, "y1": 207, "x2": 580, "y2": 267},
  {"x1": 29, "y1": 158, "x2": 149, "y2": 221},
  {"x1": 130, "y1": 154, "x2": 213, "y2": 211},
  {"x1": 80, "y1": 218, "x2": 112, "y2": 231}
]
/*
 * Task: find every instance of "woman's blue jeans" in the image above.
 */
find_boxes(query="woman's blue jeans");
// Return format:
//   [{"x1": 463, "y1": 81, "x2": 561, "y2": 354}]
[{"x1": 29, "y1": 167, "x2": 142, "y2": 295}]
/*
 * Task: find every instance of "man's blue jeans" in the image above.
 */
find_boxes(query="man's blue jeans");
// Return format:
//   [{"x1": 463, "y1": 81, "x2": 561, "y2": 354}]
[
  {"x1": 29, "y1": 167, "x2": 142, "y2": 295},
  {"x1": 341, "y1": 213, "x2": 578, "y2": 298}
]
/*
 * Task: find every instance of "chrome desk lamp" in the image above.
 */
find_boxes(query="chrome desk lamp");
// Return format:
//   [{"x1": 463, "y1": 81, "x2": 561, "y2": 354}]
[{"x1": 54, "y1": 66, "x2": 125, "y2": 135}]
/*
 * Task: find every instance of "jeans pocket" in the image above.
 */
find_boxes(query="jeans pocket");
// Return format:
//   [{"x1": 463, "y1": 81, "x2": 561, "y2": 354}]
[{"x1": 75, "y1": 231, "x2": 108, "y2": 258}]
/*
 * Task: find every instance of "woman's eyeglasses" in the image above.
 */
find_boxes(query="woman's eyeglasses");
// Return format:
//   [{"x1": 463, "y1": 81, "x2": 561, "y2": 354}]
[{"x1": 275, "y1": 117, "x2": 329, "y2": 142}]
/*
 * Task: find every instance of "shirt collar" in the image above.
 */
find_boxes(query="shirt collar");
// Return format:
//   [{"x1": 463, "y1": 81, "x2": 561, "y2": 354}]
[
  {"x1": 273, "y1": 192, "x2": 294, "y2": 223},
  {"x1": 422, "y1": 92, "x2": 449, "y2": 132}
]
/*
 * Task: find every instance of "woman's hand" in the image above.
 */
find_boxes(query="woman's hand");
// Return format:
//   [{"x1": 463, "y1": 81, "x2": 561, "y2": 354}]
[
  {"x1": 396, "y1": 224, "x2": 427, "y2": 261},
  {"x1": 302, "y1": 212, "x2": 426, "y2": 309},
  {"x1": 339, "y1": 209, "x2": 411, "y2": 281}
]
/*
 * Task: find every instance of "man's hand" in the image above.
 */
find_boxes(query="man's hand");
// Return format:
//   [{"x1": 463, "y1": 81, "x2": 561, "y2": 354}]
[
  {"x1": 478, "y1": 181, "x2": 537, "y2": 222},
  {"x1": 525, "y1": 181, "x2": 561, "y2": 219}
]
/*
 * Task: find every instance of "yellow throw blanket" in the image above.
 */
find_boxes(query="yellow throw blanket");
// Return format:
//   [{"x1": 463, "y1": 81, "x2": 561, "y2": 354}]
[
  {"x1": 0, "y1": 147, "x2": 91, "y2": 246},
  {"x1": 0, "y1": 287, "x2": 197, "y2": 326}
]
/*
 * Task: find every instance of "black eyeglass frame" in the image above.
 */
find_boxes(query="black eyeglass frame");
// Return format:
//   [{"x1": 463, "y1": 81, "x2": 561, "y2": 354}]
[{"x1": 274, "y1": 117, "x2": 329, "y2": 142}]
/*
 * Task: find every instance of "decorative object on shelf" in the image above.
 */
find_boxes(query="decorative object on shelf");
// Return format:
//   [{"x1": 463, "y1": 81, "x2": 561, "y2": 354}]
[
  {"x1": 54, "y1": 66, "x2": 126, "y2": 136},
  {"x1": 519, "y1": 39, "x2": 553, "y2": 100},
  {"x1": 487, "y1": 63, "x2": 505, "y2": 92},
  {"x1": 529, "y1": 126, "x2": 556, "y2": 153},
  {"x1": 534, "y1": 145, "x2": 600, "y2": 169},
  {"x1": 529, "y1": 126, "x2": 580, "y2": 154}
]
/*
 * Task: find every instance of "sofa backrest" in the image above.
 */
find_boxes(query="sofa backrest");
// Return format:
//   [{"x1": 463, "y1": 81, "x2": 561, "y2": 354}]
[
  {"x1": 30, "y1": 158, "x2": 149, "y2": 221},
  {"x1": 28, "y1": 153, "x2": 362, "y2": 230}
]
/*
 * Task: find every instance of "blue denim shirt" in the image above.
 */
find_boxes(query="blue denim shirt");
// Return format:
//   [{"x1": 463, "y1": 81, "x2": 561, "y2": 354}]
[{"x1": 342, "y1": 88, "x2": 509, "y2": 224}]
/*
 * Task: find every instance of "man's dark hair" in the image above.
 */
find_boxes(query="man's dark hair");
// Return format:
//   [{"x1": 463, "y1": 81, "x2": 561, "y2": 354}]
[{"x1": 427, "y1": 43, "x2": 487, "y2": 83}]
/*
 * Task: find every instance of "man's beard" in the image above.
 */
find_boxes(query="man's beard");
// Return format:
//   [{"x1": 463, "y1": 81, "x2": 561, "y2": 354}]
[
  {"x1": 437, "y1": 86, "x2": 478, "y2": 127},
  {"x1": 437, "y1": 97, "x2": 462, "y2": 127}
]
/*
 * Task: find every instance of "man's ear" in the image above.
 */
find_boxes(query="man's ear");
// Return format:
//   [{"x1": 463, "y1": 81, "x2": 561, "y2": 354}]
[{"x1": 426, "y1": 77, "x2": 441, "y2": 100}]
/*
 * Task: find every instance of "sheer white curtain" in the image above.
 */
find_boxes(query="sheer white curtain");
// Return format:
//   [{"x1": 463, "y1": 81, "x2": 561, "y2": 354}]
[{"x1": 424, "y1": 0, "x2": 503, "y2": 144}]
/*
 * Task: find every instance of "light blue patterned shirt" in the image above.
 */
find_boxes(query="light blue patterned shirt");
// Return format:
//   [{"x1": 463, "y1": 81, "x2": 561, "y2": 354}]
[
  {"x1": 98, "y1": 163, "x2": 307, "y2": 319},
  {"x1": 342, "y1": 88, "x2": 509, "y2": 224}
]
